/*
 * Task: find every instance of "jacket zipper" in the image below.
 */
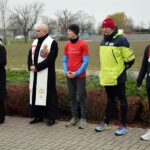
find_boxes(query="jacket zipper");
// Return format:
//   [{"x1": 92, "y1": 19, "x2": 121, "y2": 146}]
[{"x1": 112, "y1": 49, "x2": 118, "y2": 64}]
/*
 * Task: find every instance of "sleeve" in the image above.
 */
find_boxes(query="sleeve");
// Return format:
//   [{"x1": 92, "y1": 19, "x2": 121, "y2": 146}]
[
  {"x1": 0, "y1": 46, "x2": 7, "y2": 67},
  {"x1": 75, "y1": 41, "x2": 89, "y2": 76},
  {"x1": 35, "y1": 40, "x2": 58, "y2": 71},
  {"x1": 62, "y1": 43, "x2": 68, "y2": 74},
  {"x1": 27, "y1": 48, "x2": 32, "y2": 71},
  {"x1": 121, "y1": 37, "x2": 135, "y2": 63},
  {"x1": 75, "y1": 56, "x2": 89, "y2": 76},
  {"x1": 136, "y1": 46, "x2": 148, "y2": 87},
  {"x1": 124, "y1": 59, "x2": 135, "y2": 70}
]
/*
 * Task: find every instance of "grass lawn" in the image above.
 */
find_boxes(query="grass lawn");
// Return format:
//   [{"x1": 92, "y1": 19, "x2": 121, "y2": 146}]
[{"x1": 5, "y1": 39, "x2": 150, "y2": 71}]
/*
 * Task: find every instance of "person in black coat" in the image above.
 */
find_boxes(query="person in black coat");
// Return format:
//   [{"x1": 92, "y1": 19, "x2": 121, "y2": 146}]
[
  {"x1": 28, "y1": 24, "x2": 59, "y2": 126},
  {"x1": 137, "y1": 45, "x2": 150, "y2": 140},
  {"x1": 0, "y1": 38, "x2": 7, "y2": 124}
]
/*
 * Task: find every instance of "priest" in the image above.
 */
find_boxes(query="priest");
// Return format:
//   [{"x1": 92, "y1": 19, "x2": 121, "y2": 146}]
[{"x1": 28, "y1": 24, "x2": 59, "y2": 126}]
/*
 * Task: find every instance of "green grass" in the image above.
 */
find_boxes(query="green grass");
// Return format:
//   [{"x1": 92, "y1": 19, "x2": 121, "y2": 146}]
[{"x1": 5, "y1": 39, "x2": 150, "y2": 71}]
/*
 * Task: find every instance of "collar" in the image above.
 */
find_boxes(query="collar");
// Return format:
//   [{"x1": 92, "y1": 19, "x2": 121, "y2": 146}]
[
  {"x1": 104, "y1": 26, "x2": 118, "y2": 42},
  {"x1": 69, "y1": 36, "x2": 79, "y2": 43}
]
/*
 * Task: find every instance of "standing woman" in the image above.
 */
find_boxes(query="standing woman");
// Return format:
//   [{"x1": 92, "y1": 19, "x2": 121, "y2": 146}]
[{"x1": 0, "y1": 38, "x2": 7, "y2": 124}]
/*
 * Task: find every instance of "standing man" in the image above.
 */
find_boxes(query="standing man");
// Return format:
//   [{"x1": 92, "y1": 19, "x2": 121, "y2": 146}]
[
  {"x1": 28, "y1": 24, "x2": 59, "y2": 126},
  {"x1": 95, "y1": 18, "x2": 135, "y2": 135},
  {"x1": 0, "y1": 38, "x2": 7, "y2": 124},
  {"x1": 137, "y1": 45, "x2": 150, "y2": 140},
  {"x1": 62, "y1": 24, "x2": 89, "y2": 129}
]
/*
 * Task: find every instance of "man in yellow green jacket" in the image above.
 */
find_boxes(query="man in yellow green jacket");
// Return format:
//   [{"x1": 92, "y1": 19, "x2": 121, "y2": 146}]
[{"x1": 95, "y1": 18, "x2": 135, "y2": 135}]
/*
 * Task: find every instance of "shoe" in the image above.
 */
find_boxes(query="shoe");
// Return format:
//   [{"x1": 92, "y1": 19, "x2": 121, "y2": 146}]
[
  {"x1": 140, "y1": 129, "x2": 150, "y2": 141},
  {"x1": 29, "y1": 118, "x2": 43, "y2": 124},
  {"x1": 0, "y1": 121, "x2": 4, "y2": 124},
  {"x1": 95, "y1": 123, "x2": 111, "y2": 132},
  {"x1": 66, "y1": 118, "x2": 78, "y2": 127},
  {"x1": 79, "y1": 119, "x2": 87, "y2": 129},
  {"x1": 47, "y1": 120, "x2": 55, "y2": 126},
  {"x1": 115, "y1": 125, "x2": 128, "y2": 136}
]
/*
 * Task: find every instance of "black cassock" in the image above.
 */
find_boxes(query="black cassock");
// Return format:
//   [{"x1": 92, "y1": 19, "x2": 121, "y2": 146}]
[
  {"x1": 0, "y1": 44, "x2": 7, "y2": 122},
  {"x1": 28, "y1": 34, "x2": 59, "y2": 120}
]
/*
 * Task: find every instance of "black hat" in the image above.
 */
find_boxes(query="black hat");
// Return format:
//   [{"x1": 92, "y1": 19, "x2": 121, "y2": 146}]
[{"x1": 68, "y1": 24, "x2": 79, "y2": 35}]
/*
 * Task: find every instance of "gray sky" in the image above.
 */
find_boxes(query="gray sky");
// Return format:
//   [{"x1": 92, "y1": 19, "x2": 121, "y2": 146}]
[{"x1": 7, "y1": 0, "x2": 150, "y2": 27}]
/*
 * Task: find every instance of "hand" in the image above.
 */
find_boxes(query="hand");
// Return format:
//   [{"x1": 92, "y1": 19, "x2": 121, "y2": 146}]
[
  {"x1": 67, "y1": 71, "x2": 75, "y2": 78},
  {"x1": 136, "y1": 85, "x2": 142, "y2": 91},
  {"x1": 30, "y1": 65, "x2": 37, "y2": 72}
]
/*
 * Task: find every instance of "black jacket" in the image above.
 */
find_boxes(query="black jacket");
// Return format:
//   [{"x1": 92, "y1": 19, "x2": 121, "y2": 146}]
[
  {"x1": 0, "y1": 44, "x2": 7, "y2": 101},
  {"x1": 137, "y1": 45, "x2": 150, "y2": 87}
]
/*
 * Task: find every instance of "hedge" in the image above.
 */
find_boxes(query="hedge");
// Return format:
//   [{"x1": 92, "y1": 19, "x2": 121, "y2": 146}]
[{"x1": 5, "y1": 83, "x2": 149, "y2": 125}]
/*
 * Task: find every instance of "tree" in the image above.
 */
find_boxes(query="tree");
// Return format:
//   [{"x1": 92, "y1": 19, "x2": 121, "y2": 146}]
[
  {"x1": 108, "y1": 12, "x2": 127, "y2": 29},
  {"x1": 8, "y1": 2, "x2": 43, "y2": 42},
  {"x1": 42, "y1": 16, "x2": 57, "y2": 35},
  {"x1": 76, "y1": 10, "x2": 96, "y2": 34},
  {"x1": 125, "y1": 17, "x2": 134, "y2": 33},
  {"x1": 0, "y1": 0, "x2": 7, "y2": 45},
  {"x1": 55, "y1": 9, "x2": 78, "y2": 34}
]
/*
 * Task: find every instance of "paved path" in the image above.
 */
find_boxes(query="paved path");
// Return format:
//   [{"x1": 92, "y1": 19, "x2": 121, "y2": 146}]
[{"x1": 0, "y1": 116, "x2": 150, "y2": 150}]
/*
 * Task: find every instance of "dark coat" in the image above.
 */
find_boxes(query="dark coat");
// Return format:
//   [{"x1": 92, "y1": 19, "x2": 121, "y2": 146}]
[
  {"x1": 27, "y1": 34, "x2": 59, "y2": 119},
  {"x1": 137, "y1": 45, "x2": 150, "y2": 87},
  {"x1": 0, "y1": 44, "x2": 7, "y2": 101}
]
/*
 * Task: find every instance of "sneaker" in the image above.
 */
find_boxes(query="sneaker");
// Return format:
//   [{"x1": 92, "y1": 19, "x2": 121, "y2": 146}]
[
  {"x1": 115, "y1": 125, "x2": 128, "y2": 136},
  {"x1": 95, "y1": 123, "x2": 111, "y2": 132},
  {"x1": 66, "y1": 118, "x2": 78, "y2": 127},
  {"x1": 79, "y1": 119, "x2": 87, "y2": 129},
  {"x1": 140, "y1": 129, "x2": 150, "y2": 141}
]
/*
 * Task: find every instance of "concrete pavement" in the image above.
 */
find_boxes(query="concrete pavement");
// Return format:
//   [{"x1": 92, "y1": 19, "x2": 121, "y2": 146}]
[{"x1": 0, "y1": 116, "x2": 150, "y2": 150}]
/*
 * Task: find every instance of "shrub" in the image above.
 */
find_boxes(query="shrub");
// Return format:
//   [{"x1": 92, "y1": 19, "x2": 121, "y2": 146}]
[
  {"x1": 126, "y1": 96, "x2": 141, "y2": 123},
  {"x1": 140, "y1": 98, "x2": 150, "y2": 123},
  {"x1": 87, "y1": 88, "x2": 106, "y2": 122},
  {"x1": 57, "y1": 85, "x2": 70, "y2": 115},
  {"x1": 5, "y1": 84, "x2": 29, "y2": 116}
]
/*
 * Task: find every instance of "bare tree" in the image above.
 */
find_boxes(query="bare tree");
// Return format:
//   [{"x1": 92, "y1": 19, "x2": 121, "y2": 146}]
[
  {"x1": 8, "y1": 2, "x2": 43, "y2": 42},
  {"x1": 0, "y1": 0, "x2": 7, "y2": 45},
  {"x1": 42, "y1": 16, "x2": 57, "y2": 35},
  {"x1": 125, "y1": 17, "x2": 134, "y2": 33},
  {"x1": 76, "y1": 10, "x2": 95, "y2": 34},
  {"x1": 55, "y1": 9, "x2": 78, "y2": 34}
]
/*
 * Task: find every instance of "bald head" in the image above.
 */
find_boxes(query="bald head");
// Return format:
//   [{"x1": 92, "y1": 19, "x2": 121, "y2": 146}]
[{"x1": 35, "y1": 24, "x2": 49, "y2": 38}]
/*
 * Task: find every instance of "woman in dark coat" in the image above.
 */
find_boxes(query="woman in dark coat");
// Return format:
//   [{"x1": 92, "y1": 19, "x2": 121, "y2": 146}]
[{"x1": 0, "y1": 38, "x2": 7, "y2": 124}]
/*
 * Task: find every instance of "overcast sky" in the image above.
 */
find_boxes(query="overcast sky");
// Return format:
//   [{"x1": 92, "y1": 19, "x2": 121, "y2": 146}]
[{"x1": 7, "y1": 0, "x2": 150, "y2": 27}]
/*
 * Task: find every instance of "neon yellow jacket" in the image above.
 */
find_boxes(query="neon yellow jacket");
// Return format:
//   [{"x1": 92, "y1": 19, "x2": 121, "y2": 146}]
[{"x1": 99, "y1": 31, "x2": 135, "y2": 86}]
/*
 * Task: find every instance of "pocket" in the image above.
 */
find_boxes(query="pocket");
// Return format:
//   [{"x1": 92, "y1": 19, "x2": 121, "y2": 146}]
[{"x1": 112, "y1": 49, "x2": 118, "y2": 64}]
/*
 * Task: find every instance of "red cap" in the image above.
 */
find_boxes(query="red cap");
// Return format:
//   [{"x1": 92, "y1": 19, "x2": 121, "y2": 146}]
[{"x1": 101, "y1": 18, "x2": 115, "y2": 29}]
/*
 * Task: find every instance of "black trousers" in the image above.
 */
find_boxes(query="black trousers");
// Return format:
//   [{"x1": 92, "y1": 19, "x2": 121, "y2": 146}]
[
  {"x1": 104, "y1": 83, "x2": 128, "y2": 127},
  {"x1": 0, "y1": 101, "x2": 5, "y2": 122},
  {"x1": 147, "y1": 87, "x2": 150, "y2": 106}
]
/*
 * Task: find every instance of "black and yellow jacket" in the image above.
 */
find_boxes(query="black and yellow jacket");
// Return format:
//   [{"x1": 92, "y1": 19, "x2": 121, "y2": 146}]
[{"x1": 99, "y1": 27, "x2": 135, "y2": 86}]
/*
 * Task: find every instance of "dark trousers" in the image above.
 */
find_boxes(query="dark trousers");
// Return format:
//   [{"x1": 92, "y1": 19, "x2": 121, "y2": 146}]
[
  {"x1": 67, "y1": 77, "x2": 87, "y2": 119},
  {"x1": 0, "y1": 101, "x2": 5, "y2": 122},
  {"x1": 147, "y1": 87, "x2": 150, "y2": 107},
  {"x1": 104, "y1": 83, "x2": 128, "y2": 127},
  {"x1": 147, "y1": 87, "x2": 150, "y2": 124}
]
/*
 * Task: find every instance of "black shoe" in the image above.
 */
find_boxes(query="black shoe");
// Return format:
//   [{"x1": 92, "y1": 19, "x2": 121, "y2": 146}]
[
  {"x1": 0, "y1": 121, "x2": 4, "y2": 124},
  {"x1": 47, "y1": 119, "x2": 55, "y2": 126},
  {"x1": 29, "y1": 118, "x2": 43, "y2": 124}
]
